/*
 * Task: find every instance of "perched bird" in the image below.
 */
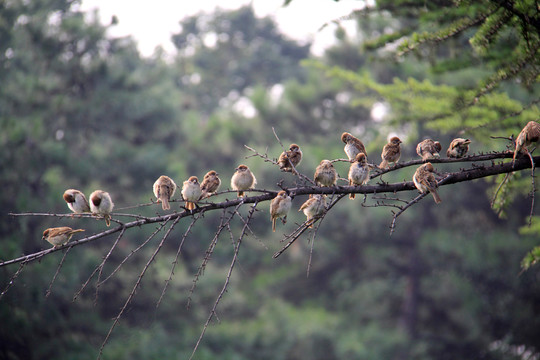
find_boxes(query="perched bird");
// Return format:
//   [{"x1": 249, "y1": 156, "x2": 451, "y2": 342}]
[
  {"x1": 231, "y1": 164, "x2": 257, "y2": 198},
  {"x1": 416, "y1": 139, "x2": 442, "y2": 160},
  {"x1": 513, "y1": 121, "x2": 540, "y2": 165},
  {"x1": 413, "y1": 163, "x2": 442, "y2": 204},
  {"x1": 42, "y1": 227, "x2": 84, "y2": 248},
  {"x1": 270, "y1": 190, "x2": 292, "y2": 232},
  {"x1": 89, "y1": 190, "x2": 114, "y2": 226},
  {"x1": 314, "y1": 160, "x2": 337, "y2": 186},
  {"x1": 63, "y1": 189, "x2": 90, "y2": 214},
  {"x1": 348, "y1": 153, "x2": 370, "y2": 199},
  {"x1": 278, "y1": 144, "x2": 303, "y2": 173},
  {"x1": 153, "y1": 175, "x2": 177, "y2": 210},
  {"x1": 200, "y1": 170, "x2": 221, "y2": 199},
  {"x1": 182, "y1": 176, "x2": 202, "y2": 211},
  {"x1": 299, "y1": 194, "x2": 326, "y2": 227},
  {"x1": 341, "y1": 132, "x2": 367, "y2": 161},
  {"x1": 447, "y1": 138, "x2": 471, "y2": 158},
  {"x1": 380, "y1": 136, "x2": 402, "y2": 169}
]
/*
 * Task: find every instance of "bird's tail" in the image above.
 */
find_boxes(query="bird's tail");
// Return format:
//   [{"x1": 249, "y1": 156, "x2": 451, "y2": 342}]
[
  {"x1": 71, "y1": 229, "x2": 85, "y2": 234},
  {"x1": 104, "y1": 215, "x2": 111, "y2": 227},
  {"x1": 186, "y1": 202, "x2": 195, "y2": 211},
  {"x1": 272, "y1": 218, "x2": 276, "y2": 232},
  {"x1": 379, "y1": 160, "x2": 388, "y2": 169},
  {"x1": 161, "y1": 196, "x2": 170, "y2": 210},
  {"x1": 349, "y1": 193, "x2": 356, "y2": 199},
  {"x1": 431, "y1": 190, "x2": 442, "y2": 204},
  {"x1": 238, "y1": 191, "x2": 244, "y2": 198}
]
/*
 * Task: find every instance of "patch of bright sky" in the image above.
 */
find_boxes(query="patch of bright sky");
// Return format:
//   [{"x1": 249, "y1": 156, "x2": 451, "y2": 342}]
[{"x1": 79, "y1": 0, "x2": 366, "y2": 56}]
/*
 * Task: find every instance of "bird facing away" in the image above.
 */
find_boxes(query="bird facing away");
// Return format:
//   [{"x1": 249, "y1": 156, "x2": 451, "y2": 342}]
[
  {"x1": 341, "y1": 132, "x2": 367, "y2": 161},
  {"x1": 42, "y1": 227, "x2": 84, "y2": 248},
  {"x1": 413, "y1": 162, "x2": 442, "y2": 204},
  {"x1": 348, "y1": 153, "x2": 370, "y2": 199},
  {"x1": 63, "y1": 189, "x2": 90, "y2": 214},
  {"x1": 89, "y1": 190, "x2": 114, "y2": 226},
  {"x1": 182, "y1": 176, "x2": 202, "y2": 211},
  {"x1": 200, "y1": 170, "x2": 221, "y2": 199},
  {"x1": 231, "y1": 164, "x2": 257, "y2": 198},
  {"x1": 299, "y1": 194, "x2": 327, "y2": 227},
  {"x1": 447, "y1": 138, "x2": 471, "y2": 158},
  {"x1": 314, "y1": 160, "x2": 337, "y2": 186},
  {"x1": 416, "y1": 139, "x2": 442, "y2": 160},
  {"x1": 270, "y1": 190, "x2": 292, "y2": 232},
  {"x1": 380, "y1": 136, "x2": 402, "y2": 169},
  {"x1": 153, "y1": 175, "x2": 177, "y2": 210},
  {"x1": 513, "y1": 121, "x2": 540, "y2": 165},
  {"x1": 278, "y1": 144, "x2": 303, "y2": 173}
]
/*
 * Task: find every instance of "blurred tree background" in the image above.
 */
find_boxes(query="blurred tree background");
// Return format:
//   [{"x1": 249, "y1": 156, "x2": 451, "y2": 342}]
[{"x1": 1, "y1": 0, "x2": 539, "y2": 359}]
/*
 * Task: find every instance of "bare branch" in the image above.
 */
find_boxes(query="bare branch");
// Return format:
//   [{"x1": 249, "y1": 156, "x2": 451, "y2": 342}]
[
  {"x1": 45, "y1": 246, "x2": 72, "y2": 299},
  {"x1": 157, "y1": 214, "x2": 201, "y2": 310},
  {"x1": 189, "y1": 202, "x2": 259, "y2": 360},
  {"x1": 98, "y1": 216, "x2": 182, "y2": 359}
]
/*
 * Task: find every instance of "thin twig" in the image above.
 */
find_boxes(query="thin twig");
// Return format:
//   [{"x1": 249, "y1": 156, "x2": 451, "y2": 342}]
[
  {"x1": 98, "y1": 216, "x2": 181, "y2": 359},
  {"x1": 94, "y1": 227, "x2": 127, "y2": 304},
  {"x1": 0, "y1": 261, "x2": 27, "y2": 300},
  {"x1": 189, "y1": 202, "x2": 258, "y2": 360},
  {"x1": 527, "y1": 151, "x2": 536, "y2": 227},
  {"x1": 45, "y1": 246, "x2": 72, "y2": 299},
  {"x1": 96, "y1": 222, "x2": 169, "y2": 288},
  {"x1": 156, "y1": 214, "x2": 200, "y2": 310}
]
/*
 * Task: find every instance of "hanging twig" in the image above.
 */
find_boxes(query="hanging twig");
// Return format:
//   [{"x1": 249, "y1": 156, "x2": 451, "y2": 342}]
[
  {"x1": 98, "y1": 216, "x2": 181, "y2": 360},
  {"x1": 45, "y1": 246, "x2": 72, "y2": 299},
  {"x1": 156, "y1": 214, "x2": 200, "y2": 310},
  {"x1": 188, "y1": 202, "x2": 258, "y2": 360}
]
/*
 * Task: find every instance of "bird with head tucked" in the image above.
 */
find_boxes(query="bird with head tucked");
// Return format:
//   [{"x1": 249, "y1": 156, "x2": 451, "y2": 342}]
[
  {"x1": 416, "y1": 139, "x2": 442, "y2": 160},
  {"x1": 63, "y1": 189, "x2": 90, "y2": 214},
  {"x1": 413, "y1": 163, "x2": 442, "y2": 204},
  {"x1": 89, "y1": 190, "x2": 114, "y2": 226},
  {"x1": 299, "y1": 194, "x2": 326, "y2": 227},
  {"x1": 314, "y1": 160, "x2": 337, "y2": 187},
  {"x1": 153, "y1": 175, "x2": 177, "y2": 210},
  {"x1": 447, "y1": 138, "x2": 471, "y2": 159},
  {"x1": 200, "y1": 170, "x2": 221, "y2": 199}
]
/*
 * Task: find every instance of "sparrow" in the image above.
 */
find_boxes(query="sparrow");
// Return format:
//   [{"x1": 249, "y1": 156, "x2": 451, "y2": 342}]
[
  {"x1": 299, "y1": 194, "x2": 326, "y2": 227},
  {"x1": 63, "y1": 189, "x2": 90, "y2": 214},
  {"x1": 348, "y1": 153, "x2": 370, "y2": 199},
  {"x1": 513, "y1": 121, "x2": 540, "y2": 165},
  {"x1": 413, "y1": 162, "x2": 442, "y2": 204},
  {"x1": 153, "y1": 175, "x2": 177, "y2": 210},
  {"x1": 416, "y1": 139, "x2": 442, "y2": 160},
  {"x1": 447, "y1": 138, "x2": 471, "y2": 158},
  {"x1": 278, "y1": 144, "x2": 303, "y2": 172},
  {"x1": 200, "y1": 170, "x2": 221, "y2": 199},
  {"x1": 314, "y1": 160, "x2": 337, "y2": 186},
  {"x1": 182, "y1": 176, "x2": 202, "y2": 211},
  {"x1": 42, "y1": 227, "x2": 84, "y2": 248},
  {"x1": 89, "y1": 190, "x2": 114, "y2": 226},
  {"x1": 231, "y1": 164, "x2": 257, "y2": 198},
  {"x1": 341, "y1": 132, "x2": 367, "y2": 161},
  {"x1": 270, "y1": 190, "x2": 292, "y2": 232},
  {"x1": 380, "y1": 136, "x2": 402, "y2": 169}
]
